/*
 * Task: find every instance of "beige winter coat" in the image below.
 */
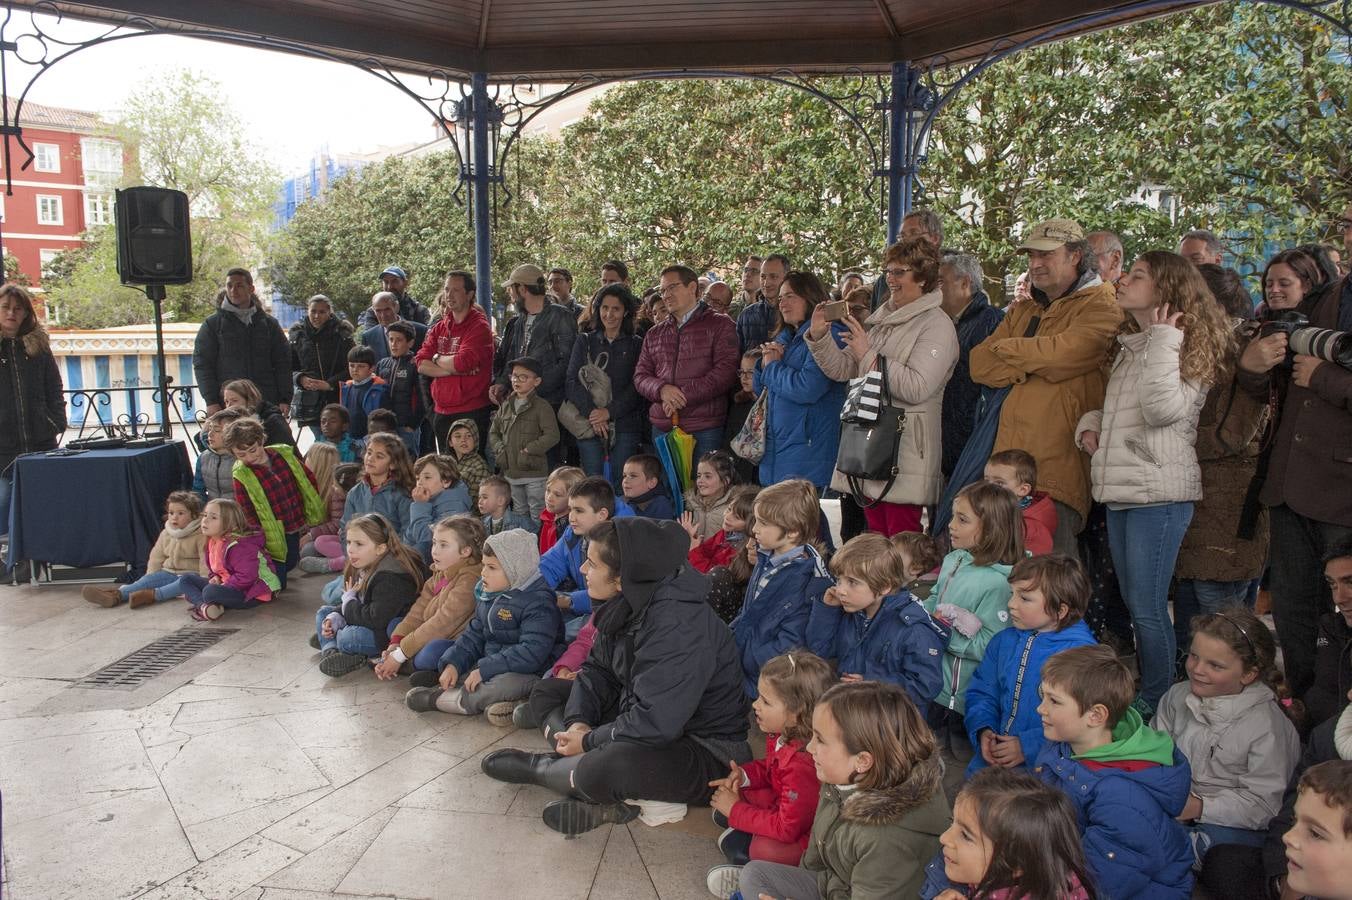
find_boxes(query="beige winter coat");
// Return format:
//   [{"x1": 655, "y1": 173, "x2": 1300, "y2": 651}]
[
  {"x1": 808, "y1": 289, "x2": 958, "y2": 506},
  {"x1": 147, "y1": 519, "x2": 209, "y2": 577},
  {"x1": 1075, "y1": 325, "x2": 1206, "y2": 505}
]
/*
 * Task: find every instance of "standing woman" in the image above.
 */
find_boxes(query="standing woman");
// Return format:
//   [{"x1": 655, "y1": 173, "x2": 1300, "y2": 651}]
[
  {"x1": 565, "y1": 284, "x2": 644, "y2": 487},
  {"x1": 806, "y1": 237, "x2": 958, "y2": 536},
  {"x1": 1075, "y1": 251, "x2": 1234, "y2": 711},
  {"x1": 754, "y1": 271, "x2": 846, "y2": 490},
  {"x1": 289, "y1": 294, "x2": 354, "y2": 440},
  {"x1": 0, "y1": 284, "x2": 66, "y2": 537}
]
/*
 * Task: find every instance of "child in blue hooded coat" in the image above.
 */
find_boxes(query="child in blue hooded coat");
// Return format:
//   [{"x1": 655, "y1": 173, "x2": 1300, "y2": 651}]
[
  {"x1": 806, "y1": 532, "x2": 948, "y2": 710},
  {"x1": 731, "y1": 480, "x2": 831, "y2": 698},
  {"x1": 964, "y1": 554, "x2": 1097, "y2": 776},
  {"x1": 404, "y1": 528, "x2": 564, "y2": 722}
]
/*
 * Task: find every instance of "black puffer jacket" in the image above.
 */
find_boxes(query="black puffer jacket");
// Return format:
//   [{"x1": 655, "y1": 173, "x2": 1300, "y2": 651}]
[
  {"x1": 193, "y1": 300, "x2": 292, "y2": 408},
  {"x1": 288, "y1": 316, "x2": 355, "y2": 425},
  {"x1": 493, "y1": 301, "x2": 578, "y2": 407},
  {"x1": 0, "y1": 328, "x2": 66, "y2": 474},
  {"x1": 566, "y1": 518, "x2": 750, "y2": 750}
]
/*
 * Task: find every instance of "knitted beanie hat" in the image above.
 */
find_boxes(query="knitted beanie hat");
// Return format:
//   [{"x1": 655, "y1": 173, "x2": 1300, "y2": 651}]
[{"x1": 485, "y1": 528, "x2": 540, "y2": 590}]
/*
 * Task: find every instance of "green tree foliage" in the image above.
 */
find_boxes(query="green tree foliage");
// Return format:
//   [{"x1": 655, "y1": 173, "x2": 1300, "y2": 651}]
[{"x1": 43, "y1": 69, "x2": 278, "y2": 328}]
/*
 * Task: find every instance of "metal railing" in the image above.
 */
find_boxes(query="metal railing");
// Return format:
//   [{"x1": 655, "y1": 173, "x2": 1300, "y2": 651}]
[{"x1": 63, "y1": 384, "x2": 205, "y2": 453}]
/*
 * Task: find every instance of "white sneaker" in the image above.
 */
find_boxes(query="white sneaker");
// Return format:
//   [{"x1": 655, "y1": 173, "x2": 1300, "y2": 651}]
[
  {"x1": 634, "y1": 799, "x2": 687, "y2": 826},
  {"x1": 705, "y1": 864, "x2": 743, "y2": 899}
]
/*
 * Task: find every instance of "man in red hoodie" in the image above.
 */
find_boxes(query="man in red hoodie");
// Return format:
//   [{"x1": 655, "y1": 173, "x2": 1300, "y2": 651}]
[
  {"x1": 985, "y1": 449, "x2": 1058, "y2": 556},
  {"x1": 417, "y1": 271, "x2": 495, "y2": 454}
]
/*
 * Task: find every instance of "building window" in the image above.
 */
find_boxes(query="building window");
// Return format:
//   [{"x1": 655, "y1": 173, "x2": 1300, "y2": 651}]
[
  {"x1": 36, "y1": 195, "x2": 63, "y2": 226},
  {"x1": 39, "y1": 248, "x2": 61, "y2": 279},
  {"x1": 84, "y1": 192, "x2": 112, "y2": 226},
  {"x1": 33, "y1": 142, "x2": 60, "y2": 173},
  {"x1": 80, "y1": 138, "x2": 122, "y2": 189}
]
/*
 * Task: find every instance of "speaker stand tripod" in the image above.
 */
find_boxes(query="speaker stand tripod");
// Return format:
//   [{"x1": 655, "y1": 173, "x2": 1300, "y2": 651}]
[{"x1": 147, "y1": 283, "x2": 173, "y2": 439}]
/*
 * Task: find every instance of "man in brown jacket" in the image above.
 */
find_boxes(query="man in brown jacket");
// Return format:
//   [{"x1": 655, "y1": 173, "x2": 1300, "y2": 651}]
[{"x1": 969, "y1": 219, "x2": 1123, "y2": 555}]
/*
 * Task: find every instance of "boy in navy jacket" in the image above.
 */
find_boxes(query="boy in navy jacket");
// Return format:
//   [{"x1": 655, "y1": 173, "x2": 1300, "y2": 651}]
[
  {"x1": 620, "y1": 454, "x2": 676, "y2": 520},
  {"x1": 374, "y1": 321, "x2": 425, "y2": 457},
  {"x1": 340, "y1": 345, "x2": 388, "y2": 440}
]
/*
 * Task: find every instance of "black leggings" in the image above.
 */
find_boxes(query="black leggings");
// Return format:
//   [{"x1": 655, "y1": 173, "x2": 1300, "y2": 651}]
[{"x1": 572, "y1": 736, "x2": 735, "y2": 806}]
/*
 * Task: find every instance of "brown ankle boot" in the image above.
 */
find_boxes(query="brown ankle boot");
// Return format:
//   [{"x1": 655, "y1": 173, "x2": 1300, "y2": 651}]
[
  {"x1": 82, "y1": 585, "x2": 124, "y2": 608},
  {"x1": 128, "y1": 589, "x2": 157, "y2": 609}
]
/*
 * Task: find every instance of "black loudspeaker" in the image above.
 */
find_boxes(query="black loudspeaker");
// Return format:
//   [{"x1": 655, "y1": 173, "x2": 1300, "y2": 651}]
[{"x1": 115, "y1": 186, "x2": 192, "y2": 285}]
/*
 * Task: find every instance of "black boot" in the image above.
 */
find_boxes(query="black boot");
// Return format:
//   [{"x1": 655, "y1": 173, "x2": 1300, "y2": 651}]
[
  {"x1": 541, "y1": 707, "x2": 568, "y2": 742},
  {"x1": 542, "y1": 796, "x2": 640, "y2": 835},
  {"x1": 482, "y1": 748, "x2": 571, "y2": 790}
]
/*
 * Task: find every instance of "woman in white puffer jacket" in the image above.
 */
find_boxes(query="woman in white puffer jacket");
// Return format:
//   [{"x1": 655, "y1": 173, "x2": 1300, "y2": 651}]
[{"x1": 1076, "y1": 251, "x2": 1236, "y2": 711}]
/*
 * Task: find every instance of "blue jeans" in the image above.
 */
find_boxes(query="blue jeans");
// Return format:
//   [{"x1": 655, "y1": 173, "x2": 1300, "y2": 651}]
[
  {"x1": 1107, "y1": 502, "x2": 1194, "y2": 709},
  {"x1": 385, "y1": 617, "x2": 453, "y2": 671},
  {"x1": 1173, "y1": 577, "x2": 1254, "y2": 664},
  {"x1": 316, "y1": 604, "x2": 380, "y2": 656},
  {"x1": 277, "y1": 531, "x2": 300, "y2": 591},
  {"x1": 322, "y1": 575, "x2": 344, "y2": 605},
  {"x1": 655, "y1": 426, "x2": 724, "y2": 465},
  {"x1": 180, "y1": 573, "x2": 259, "y2": 609},
  {"x1": 1186, "y1": 821, "x2": 1266, "y2": 869},
  {"x1": 577, "y1": 431, "x2": 641, "y2": 491},
  {"x1": 120, "y1": 569, "x2": 189, "y2": 603}
]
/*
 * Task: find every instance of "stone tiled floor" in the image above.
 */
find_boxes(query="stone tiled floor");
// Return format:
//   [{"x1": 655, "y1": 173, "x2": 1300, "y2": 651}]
[{"x1": 0, "y1": 572, "x2": 725, "y2": 900}]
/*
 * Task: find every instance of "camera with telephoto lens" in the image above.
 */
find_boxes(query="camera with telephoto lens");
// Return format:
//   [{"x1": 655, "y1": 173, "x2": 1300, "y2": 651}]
[{"x1": 1257, "y1": 309, "x2": 1352, "y2": 370}]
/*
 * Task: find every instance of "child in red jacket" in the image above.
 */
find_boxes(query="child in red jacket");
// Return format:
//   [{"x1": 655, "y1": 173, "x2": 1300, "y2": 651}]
[
  {"x1": 985, "y1": 449, "x2": 1057, "y2": 557},
  {"x1": 686, "y1": 485, "x2": 758, "y2": 573},
  {"x1": 703, "y1": 651, "x2": 836, "y2": 898}
]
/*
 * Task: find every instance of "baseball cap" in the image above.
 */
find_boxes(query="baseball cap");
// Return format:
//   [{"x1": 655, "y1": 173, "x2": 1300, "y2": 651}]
[
  {"x1": 379, "y1": 265, "x2": 408, "y2": 280},
  {"x1": 502, "y1": 263, "x2": 545, "y2": 288},
  {"x1": 1017, "y1": 219, "x2": 1085, "y2": 253}
]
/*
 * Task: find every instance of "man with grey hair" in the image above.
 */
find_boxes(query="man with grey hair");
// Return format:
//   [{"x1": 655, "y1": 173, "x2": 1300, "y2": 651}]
[
  {"x1": 970, "y1": 219, "x2": 1123, "y2": 555},
  {"x1": 1179, "y1": 229, "x2": 1223, "y2": 267},
  {"x1": 872, "y1": 208, "x2": 945, "y2": 310},
  {"x1": 938, "y1": 252, "x2": 1004, "y2": 476},
  {"x1": 1087, "y1": 230, "x2": 1125, "y2": 286},
  {"x1": 361, "y1": 290, "x2": 428, "y2": 361}
]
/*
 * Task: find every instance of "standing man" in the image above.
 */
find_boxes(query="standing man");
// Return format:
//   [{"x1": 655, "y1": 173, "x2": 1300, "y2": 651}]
[
  {"x1": 547, "y1": 268, "x2": 584, "y2": 320},
  {"x1": 736, "y1": 252, "x2": 789, "y2": 351},
  {"x1": 1178, "y1": 230, "x2": 1224, "y2": 267},
  {"x1": 969, "y1": 219, "x2": 1122, "y2": 556},
  {"x1": 194, "y1": 267, "x2": 292, "y2": 416},
  {"x1": 360, "y1": 291, "x2": 428, "y2": 361},
  {"x1": 734, "y1": 254, "x2": 762, "y2": 318},
  {"x1": 416, "y1": 271, "x2": 495, "y2": 454},
  {"x1": 491, "y1": 264, "x2": 578, "y2": 413},
  {"x1": 359, "y1": 265, "x2": 430, "y2": 327},
  {"x1": 1087, "y1": 230, "x2": 1125, "y2": 286},
  {"x1": 937, "y1": 252, "x2": 1004, "y2": 477},
  {"x1": 703, "y1": 281, "x2": 735, "y2": 316},
  {"x1": 600, "y1": 260, "x2": 630, "y2": 288},
  {"x1": 634, "y1": 264, "x2": 740, "y2": 461}
]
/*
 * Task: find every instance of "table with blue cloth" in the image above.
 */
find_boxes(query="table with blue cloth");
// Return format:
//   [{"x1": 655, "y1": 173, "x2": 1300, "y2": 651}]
[{"x1": 6, "y1": 442, "x2": 194, "y2": 574}]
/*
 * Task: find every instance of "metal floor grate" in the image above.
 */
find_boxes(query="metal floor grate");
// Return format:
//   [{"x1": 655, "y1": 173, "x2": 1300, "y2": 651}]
[{"x1": 73, "y1": 626, "x2": 239, "y2": 690}]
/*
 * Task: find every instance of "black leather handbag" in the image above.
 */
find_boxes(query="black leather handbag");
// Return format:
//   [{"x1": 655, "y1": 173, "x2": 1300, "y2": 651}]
[{"x1": 836, "y1": 356, "x2": 906, "y2": 506}]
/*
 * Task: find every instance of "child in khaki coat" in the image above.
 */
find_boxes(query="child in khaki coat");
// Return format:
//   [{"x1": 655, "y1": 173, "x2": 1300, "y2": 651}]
[
  {"x1": 83, "y1": 491, "x2": 209, "y2": 608},
  {"x1": 488, "y1": 356, "x2": 560, "y2": 521}
]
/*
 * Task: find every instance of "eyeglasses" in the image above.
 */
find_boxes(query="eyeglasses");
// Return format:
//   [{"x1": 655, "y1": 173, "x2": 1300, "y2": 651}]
[
  {"x1": 658, "y1": 283, "x2": 686, "y2": 296},
  {"x1": 508, "y1": 373, "x2": 536, "y2": 382},
  {"x1": 738, "y1": 368, "x2": 756, "y2": 377},
  {"x1": 884, "y1": 266, "x2": 913, "y2": 279},
  {"x1": 1335, "y1": 219, "x2": 1352, "y2": 233}
]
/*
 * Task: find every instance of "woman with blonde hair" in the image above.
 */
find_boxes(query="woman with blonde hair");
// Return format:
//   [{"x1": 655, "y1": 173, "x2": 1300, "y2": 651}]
[{"x1": 1075, "y1": 250, "x2": 1235, "y2": 710}]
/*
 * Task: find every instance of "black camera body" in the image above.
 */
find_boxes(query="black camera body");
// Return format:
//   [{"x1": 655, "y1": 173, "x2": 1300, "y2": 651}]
[{"x1": 1257, "y1": 308, "x2": 1352, "y2": 370}]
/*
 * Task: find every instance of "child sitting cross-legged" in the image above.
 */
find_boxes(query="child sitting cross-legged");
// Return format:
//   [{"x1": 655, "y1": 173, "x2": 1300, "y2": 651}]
[
  {"x1": 1033, "y1": 644, "x2": 1195, "y2": 897},
  {"x1": 963, "y1": 554, "x2": 1097, "y2": 776},
  {"x1": 373, "y1": 515, "x2": 484, "y2": 681},
  {"x1": 478, "y1": 474, "x2": 535, "y2": 535},
  {"x1": 300, "y1": 432, "x2": 414, "y2": 577},
  {"x1": 703, "y1": 651, "x2": 835, "y2": 899},
  {"x1": 687, "y1": 484, "x2": 757, "y2": 574},
  {"x1": 805, "y1": 532, "x2": 949, "y2": 711},
  {"x1": 299, "y1": 443, "x2": 345, "y2": 557},
  {"x1": 84, "y1": 490, "x2": 209, "y2": 609},
  {"x1": 178, "y1": 499, "x2": 279, "y2": 621},
  {"x1": 311, "y1": 513, "x2": 424, "y2": 678},
  {"x1": 194, "y1": 407, "x2": 247, "y2": 502},
  {"x1": 539, "y1": 466, "x2": 585, "y2": 555},
  {"x1": 984, "y1": 448, "x2": 1057, "y2": 557},
  {"x1": 1283, "y1": 761, "x2": 1352, "y2": 900},
  {"x1": 405, "y1": 453, "x2": 473, "y2": 564},
  {"x1": 681, "y1": 450, "x2": 737, "y2": 542},
  {"x1": 404, "y1": 528, "x2": 564, "y2": 726}
]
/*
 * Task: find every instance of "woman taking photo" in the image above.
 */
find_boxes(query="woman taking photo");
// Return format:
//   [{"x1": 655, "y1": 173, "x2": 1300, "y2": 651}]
[
  {"x1": 564, "y1": 284, "x2": 645, "y2": 486},
  {"x1": 1075, "y1": 251, "x2": 1233, "y2": 711},
  {"x1": 753, "y1": 271, "x2": 846, "y2": 490},
  {"x1": 479, "y1": 517, "x2": 751, "y2": 836},
  {"x1": 289, "y1": 294, "x2": 354, "y2": 439},
  {"x1": 0, "y1": 284, "x2": 65, "y2": 540},
  {"x1": 806, "y1": 236, "x2": 958, "y2": 536}
]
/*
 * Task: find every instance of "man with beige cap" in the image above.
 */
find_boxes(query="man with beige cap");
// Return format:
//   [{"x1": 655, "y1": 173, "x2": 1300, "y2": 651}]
[
  {"x1": 969, "y1": 219, "x2": 1122, "y2": 554},
  {"x1": 490, "y1": 263, "x2": 578, "y2": 413}
]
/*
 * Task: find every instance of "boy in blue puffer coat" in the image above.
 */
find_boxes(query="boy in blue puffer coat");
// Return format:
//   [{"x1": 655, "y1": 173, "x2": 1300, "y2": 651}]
[
  {"x1": 731, "y1": 480, "x2": 831, "y2": 698},
  {"x1": 537, "y1": 477, "x2": 633, "y2": 639},
  {"x1": 404, "y1": 528, "x2": 564, "y2": 722},
  {"x1": 963, "y1": 554, "x2": 1096, "y2": 776},
  {"x1": 1034, "y1": 645, "x2": 1194, "y2": 898},
  {"x1": 806, "y1": 532, "x2": 948, "y2": 709}
]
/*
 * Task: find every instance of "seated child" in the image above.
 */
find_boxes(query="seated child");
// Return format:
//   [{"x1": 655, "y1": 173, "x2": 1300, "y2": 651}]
[
  {"x1": 488, "y1": 356, "x2": 560, "y2": 521},
  {"x1": 688, "y1": 484, "x2": 758, "y2": 574},
  {"x1": 704, "y1": 652, "x2": 835, "y2": 898},
  {"x1": 922, "y1": 766, "x2": 1095, "y2": 899},
  {"x1": 731, "y1": 479, "x2": 831, "y2": 698},
  {"x1": 737, "y1": 682, "x2": 950, "y2": 900},
  {"x1": 1034, "y1": 645, "x2": 1195, "y2": 897},
  {"x1": 340, "y1": 345, "x2": 387, "y2": 440},
  {"x1": 301, "y1": 432, "x2": 415, "y2": 575},
  {"x1": 539, "y1": 476, "x2": 625, "y2": 639},
  {"x1": 806, "y1": 532, "x2": 948, "y2": 710},
  {"x1": 682, "y1": 450, "x2": 737, "y2": 542},
  {"x1": 375, "y1": 515, "x2": 484, "y2": 680},
  {"x1": 374, "y1": 321, "x2": 425, "y2": 457},
  {"x1": 925, "y1": 481, "x2": 1023, "y2": 764},
  {"x1": 964, "y1": 554, "x2": 1097, "y2": 776},
  {"x1": 478, "y1": 474, "x2": 535, "y2": 535},
  {"x1": 709, "y1": 534, "x2": 758, "y2": 625},
  {"x1": 1153, "y1": 607, "x2": 1300, "y2": 892},
  {"x1": 300, "y1": 443, "x2": 345, "y2": 554},
  {"x1": 194, "y1": 407, "x2": 247, "y2": 502},
  {"x1": 178, "y1": 498, "x2": 279, "y2": 621},
  {"x1": 82, "y1": 490, "x2": 208, "y2": 609},
  {"x1": 512, "y1": 612, "x2": 598, "y2": 739},
  {"x1": 447, "y1": 418, "x2": 489, "y2": 501},
  {"x1": 539, "y1": 465, "x2": 585, "y2": 555},
  {"x1": 889, "y1": 531, "x2": 943, "y2": 600},
  {"x1": 1283, "y1": 760, "x2": 1352, "y2": 900},
  {"x1": 365, "y1": 408, "x2": 399, "y2": 437},
  {"x1": 621, "y1": 453, "x2": 676, "y2": 520},
  {"x1": 317, "y1": 402, "x2": 362, "y2": 462},
  {"x1": 985, "y1": 448, "x2": 1057, "y2": 558},
  {"x1": 404, "y1": 528, "x2": 564, "y2": 725},
  {"x1": 225, "y1": 418, "x2": 326, "y2": 591},
  {"x1": 312, "y1": 513, "x2": 424, "y2": 677},
  {"x1": 405, "y1": 453, "x2": 473, "y2": 563}
]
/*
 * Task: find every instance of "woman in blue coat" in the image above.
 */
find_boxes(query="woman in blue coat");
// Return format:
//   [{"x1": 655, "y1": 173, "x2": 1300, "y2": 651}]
[{"x1": 752, "y1": 272, "x2": 847, "y2": 489}]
